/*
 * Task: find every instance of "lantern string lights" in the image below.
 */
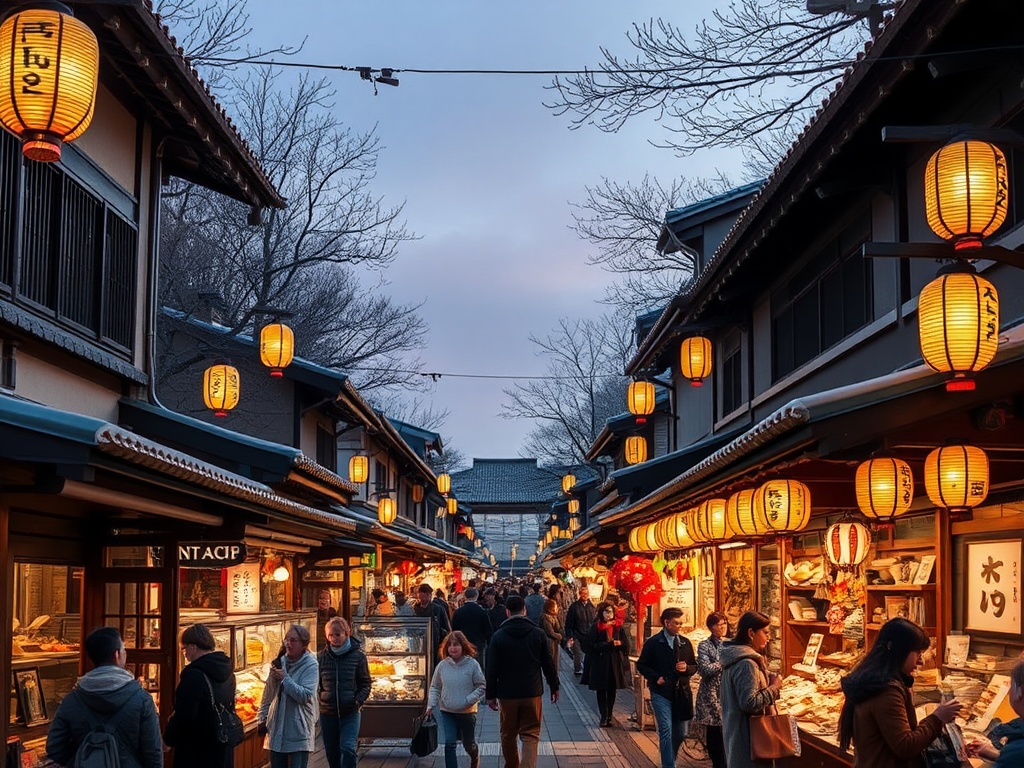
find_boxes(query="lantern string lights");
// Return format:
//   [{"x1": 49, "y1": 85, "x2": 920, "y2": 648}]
[
  {"x1": 0, "y1": 4, "x2": 99, "y2": 162},
  {"x1": 726, "y1": 489, "x2": 768, "y2": 539},
  {"x1": 680, "y1": 336, "x2": 713, "y2": 387}
]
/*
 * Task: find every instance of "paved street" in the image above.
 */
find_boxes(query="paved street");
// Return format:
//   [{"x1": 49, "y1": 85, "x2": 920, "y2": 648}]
[{"x1": 313, "y1": 650, "x2": 709, "y2": 768}]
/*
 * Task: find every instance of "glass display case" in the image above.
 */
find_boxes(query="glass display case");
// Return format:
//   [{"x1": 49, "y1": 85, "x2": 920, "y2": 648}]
[
  {"x1": 179, "y1": 611, "x2": 317, "y2": 726},
  {"x1": 353, "y1": 617, "x2": 433, "y2": 738}
]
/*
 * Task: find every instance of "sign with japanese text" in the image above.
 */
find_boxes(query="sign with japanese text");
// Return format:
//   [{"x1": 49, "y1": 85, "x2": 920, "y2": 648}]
[
  {"x1": 966, "y1": 539, "x2": 1021, "y2": 636},
  {"x1": 178, "y1": 542, "x2": 246, "y2": 568},
  {"x1": 226, "y1": 562, "x2": 260, "y2": 614}
]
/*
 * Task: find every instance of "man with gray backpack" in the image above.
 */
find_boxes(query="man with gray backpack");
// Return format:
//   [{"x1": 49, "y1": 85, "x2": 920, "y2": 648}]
[{"x1": 46, "y1": 626, "x2": 163, "y2": 768}]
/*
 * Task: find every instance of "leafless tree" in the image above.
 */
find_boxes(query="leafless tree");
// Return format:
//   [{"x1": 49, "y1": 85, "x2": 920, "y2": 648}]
[
  {"x1": 159, "y1": 68, "x2": 422, "y2": 394},
  {"x1": 572, "y1": 173, "x2": 737, "y2": 314},
  {"x1": 501, "y1": 314, "x2": 633, "y2": 465},
  {"x1": 546, "y1": 0, "x2": 872, "y2": 156}
]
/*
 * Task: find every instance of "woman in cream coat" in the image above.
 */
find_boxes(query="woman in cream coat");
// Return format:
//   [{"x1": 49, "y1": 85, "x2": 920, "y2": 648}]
[{"x1": 257, "y1": 624, "x2": 320, "y2": 768}]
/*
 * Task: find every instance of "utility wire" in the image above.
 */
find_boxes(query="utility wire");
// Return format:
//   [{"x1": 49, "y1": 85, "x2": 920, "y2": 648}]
[{"x1": 341, "y1": 367, "x2": 630, "y2": 382}]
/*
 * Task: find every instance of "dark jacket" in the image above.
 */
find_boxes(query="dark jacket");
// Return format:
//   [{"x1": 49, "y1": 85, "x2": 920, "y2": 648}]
[
  {"x1": 165, "y1": 651, "x2": 236, "y2": 768},
  {"x1": 581, "y1": 623, "x2": 629, "y2": 691},
  {"x1": 414, "y1": 599, "x2": 451, "y2": 646},
  {"x1": 524, "y1": 593, "x2": 546, "y2": 624},
  {"x1": 840, "y1": 677, "x2": 942, "y2": 768},
  {"x1": 318, "y1": 637, "x2": 372, "y2": 717},
  {"x1": 564, "y1": 599, "x2": 597, "y2": 643},
  {"x1": 636, "y1": 630, "x2": 696, "y2": 719},
  {"x1": 720, "y1": 642, "x2": 780, "y2": 768},
  {"x1": 487, "y1": 603, "x2": 509, "y2": 633},
  {"x1": 485, "y1": 615, "x2": 559, "y2": 700},
  {"x1": 46, "y1": 665, "x2": 163, "y2": 768},
  {"x1": 451, "y1": 601, "x2": 493, "y2": 652}
]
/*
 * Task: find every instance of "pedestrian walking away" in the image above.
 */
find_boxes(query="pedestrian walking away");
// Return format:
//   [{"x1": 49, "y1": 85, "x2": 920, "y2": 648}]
[
  {"x1": 45, "y1": 626, "x2": 163, "y2": 768},
  {"x1": 524, "y1": 584, "x2": 546, "y2": 625},
  {"x1": 539, "y1": 599, "x2": 563, "y2": 674},
  {"x1": 319, "y1": 617, "x2": 371, "y2": 768},
  {"x1": 694, "y1": 611, "x2": 728, "y2": 768},
  {"x1": 426, "y1": 631, "x2": 487, "y2": 768},
  {"x1": 165, "y1": 623, "x2": 237, "y2": 768},
  {"x1": 414, "y1": 583, "x2": 452, "y2": 658},
  {"x1": 257, "y1": 624, "x2": 319, "y2": 768},
  {"x1": 581, "y1": 601, "x2": 629, "y2": 727},
  {"x1": 485, "y1": 594, "x2": 560, "y2": 768},
  {"x1": 451, "y1": 588, "x2": 493, "y2": 662},
  {"x1": 636, "y1": 607, "x2": 697, "y2": 768},
  {"x1": 564, "y1": 587, "x2": 596, "y2": 676}
]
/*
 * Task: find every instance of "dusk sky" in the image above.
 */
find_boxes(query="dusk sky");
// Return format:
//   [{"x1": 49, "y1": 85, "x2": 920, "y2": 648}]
[{"x1": 242, "y1": 1, "x2": 742, "y2": 462}]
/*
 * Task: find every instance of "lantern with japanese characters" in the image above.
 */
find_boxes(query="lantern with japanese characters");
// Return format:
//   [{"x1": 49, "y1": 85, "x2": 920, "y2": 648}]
[
  {"x1": 680, "y1": 336, "x2": 713, "y2": 387},
  {"x1": 824, "y1": 521, "x2": 872, "y2": 572},
  {"x1": 924, "y1": 444, "x2": 989, "y2": 514},
  {"x1": 203, "y1": 363, "x2": 240, "y2": 417},
  {"x1": 624, "y1": 435, "x2": 648, "y2": 465},
  {"x1": 925, "y1": 139, "x2": 1008, "y2": 252},
  {"x1": 0, "y1": 4, "x2": 99, "y2": 162},
  {"x1": 855, "y1": 457, "x2": 913, "y2": 525},
  {"x1": 754, "y1": 479, "x2": 811, "y2": 535}
]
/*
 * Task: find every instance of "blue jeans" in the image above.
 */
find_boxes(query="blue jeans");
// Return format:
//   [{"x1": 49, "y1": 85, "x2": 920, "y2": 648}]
[
  {"x1": 269, "y1": 752, "x2": 309, "y2": 768},
  {"x1": 649, "y1": 692, "x2": 689, "y2": 768},
  {"x1": 321, "y1": 711, "x2": 361, "y2": 768},
  {"x1": 439, "y1": 711, "x2": 478, "y2": 768}
]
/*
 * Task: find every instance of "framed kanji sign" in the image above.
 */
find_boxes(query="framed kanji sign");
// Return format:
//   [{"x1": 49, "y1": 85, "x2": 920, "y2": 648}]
[{"x1": 965, "y1": 538, "x2": 1021, "y2": 637}]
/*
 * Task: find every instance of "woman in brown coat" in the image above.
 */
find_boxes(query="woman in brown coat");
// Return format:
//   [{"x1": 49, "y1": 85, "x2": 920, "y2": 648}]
[
  {"x1": 839, "y1": 618, "x2": 961, "y2": 768},
  {"x1": 539, "y1": 599, "x2": 563, "y2": 673}
]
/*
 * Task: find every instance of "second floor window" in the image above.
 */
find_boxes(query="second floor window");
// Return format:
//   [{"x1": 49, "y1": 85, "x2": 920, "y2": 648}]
[
  {"x1": 721, "y1": 330, "x2": 743, "y2": 416},
  {"x1": 316, "y1": 424, "x2": 337, "y2": 473},
  {"x1": 771, "y1": 211, "x2": 872, "y2": 381},
  {"x1": 0, "y1": 130, "x2": 138, "y2": 357}
]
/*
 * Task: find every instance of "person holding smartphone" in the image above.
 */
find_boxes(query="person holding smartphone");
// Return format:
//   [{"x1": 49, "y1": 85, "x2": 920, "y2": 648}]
[
  {"x1": 256, "y1": 625, "x2": 319, "y2": 768},
  {"x1": 968, "y1": 659, "x2": 1024, "y2": 767}
]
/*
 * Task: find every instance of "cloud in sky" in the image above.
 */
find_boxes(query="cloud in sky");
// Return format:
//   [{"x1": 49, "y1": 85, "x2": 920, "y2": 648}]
[{"x1": 243, "y1": 1, "x2": 738, "y2": 461}]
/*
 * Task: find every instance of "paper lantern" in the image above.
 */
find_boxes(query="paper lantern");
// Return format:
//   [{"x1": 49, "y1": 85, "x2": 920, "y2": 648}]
[
  {"x1": 627, "y1": 380, "x2": 656, "y2": 422},
  {"x1": 726, "y1": 489, "x2": 767, "y2": 538},
  {"x1": 855, "y1": 457, "x2": 913, "y2": 523},
  {"x1": 824, "y1": 521, "x2": 872, "y2": 571},
  {"x1": 411, "y1": 484, "x2": 424, "y2": 503},
  {"x1": 624, "y1": 435, "x2": 648, "y2": 465},
  {"x1": 924, "y1": 444, "x2": 989, "y2": 512},
  {"x1": 0, "y1": 5, "x2": 99, "y2": 162},
  {"x1": 348, "y1": 455, "x2": 369, "y2": 484},
  {"x1": 562, "y1": 473, "x2": 576, "y2": 493},
  {"x1": 754, "y1": 479, "x2": 811, "y2": 534},
  {"x1": 680, "y1": 336, "x2": 713, "y2": 387},
  {"x1": 203, "y1": 363, "x2": 240, "y2": 417},
  {"x1": 568, "y1": 515, "x2": 580, "y2": 532},
  {"x1": 918, "y1": 266, "x2": 999, "y2": 392},
  {"x1": 925, "y1": 140, "x2": 1008, "y2": 251},
  {"x1": 568, "y1": 499, "x2": 580, "y2": 515},
  {"x1": 693, "y1": 498, "x2": 729, "y2": 542},
  {"x1": 397, "y1": 560, "x2": 419, "y2": 576},
  {"x1": 437, "y1": 473, "x2": 451, "y2": 494},
  {"x1": 377, "y1": 497, "x2": 397, "y2": 525},
  {"x1": 446, "y1": 497, "x2": 458, "y2": 515},
  {"x1": 273, "y1": 565, "x2": 290, "y2": 582},
  {"x1": 259, "y1": 322, "x2": 294, "y2": 377}
]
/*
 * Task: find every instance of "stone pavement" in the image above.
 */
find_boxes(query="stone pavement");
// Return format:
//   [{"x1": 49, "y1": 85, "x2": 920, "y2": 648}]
[{"x1": 310, "y1": 650, "x2": 710, "y2": 768}]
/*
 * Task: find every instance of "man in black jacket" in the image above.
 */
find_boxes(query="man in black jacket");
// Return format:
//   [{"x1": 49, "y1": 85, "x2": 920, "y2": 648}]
[
  {"x1": 485, "y1": 595, "x2": 559, "y2": 768},
  {"x1": 451, "y1": 587, "x2": 493, "y2": 658},
  {"x1": 319, "y1": 617, "x2": 371, "y2": 768},
  {"x1": 482, "y1": 589, "x2": 508, "y2": 633},
  {"x1": 413, "y1": 583, "x2": 451, "y2": 657},
  {"x1": 564, "y1": 586, "x2": 597, "y2": 675},
  {"x1": 636, "y1": 608, "x2": 697, "y2": 768}
]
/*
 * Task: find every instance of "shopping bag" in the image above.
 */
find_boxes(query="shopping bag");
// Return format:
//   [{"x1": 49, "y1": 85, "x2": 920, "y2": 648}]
[
  {"x1": 750, "y1": 707, "x2": 801, "y2": 761},
  {"x1": 410, "y1": 713, "x2": 438, "y2": 757}
]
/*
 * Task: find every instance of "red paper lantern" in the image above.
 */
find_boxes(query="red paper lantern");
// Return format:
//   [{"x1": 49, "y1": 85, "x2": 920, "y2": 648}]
[{"x1": 609, "y1": 555, "x2": 663, "y2": 606}]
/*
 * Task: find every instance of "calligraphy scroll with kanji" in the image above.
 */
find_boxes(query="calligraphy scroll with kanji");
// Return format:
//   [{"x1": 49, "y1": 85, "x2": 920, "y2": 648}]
[{"x1": 966, "y1": 540, "x2": 1021, "y2": 636}]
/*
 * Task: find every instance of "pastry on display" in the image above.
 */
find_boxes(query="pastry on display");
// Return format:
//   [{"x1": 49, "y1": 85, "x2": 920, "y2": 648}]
[{"x1": 368, "y1": 659, "x2": 396, "y2": 676}]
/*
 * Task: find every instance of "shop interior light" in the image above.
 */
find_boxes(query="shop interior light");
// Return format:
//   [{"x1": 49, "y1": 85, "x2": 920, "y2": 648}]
[{"x1": 272, "y1": 565, "x2": 290, "y2": 581}]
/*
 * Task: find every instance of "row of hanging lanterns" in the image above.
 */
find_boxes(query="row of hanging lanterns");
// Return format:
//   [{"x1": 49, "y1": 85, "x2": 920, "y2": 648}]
[{"x1": 202, "y1": 321, "x2": 296, "y2": 417}]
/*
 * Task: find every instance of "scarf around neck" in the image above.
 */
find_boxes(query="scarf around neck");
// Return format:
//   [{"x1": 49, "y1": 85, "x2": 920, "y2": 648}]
[{"x1": 597, "y1": 617, "x2": 622, "y2": 641}]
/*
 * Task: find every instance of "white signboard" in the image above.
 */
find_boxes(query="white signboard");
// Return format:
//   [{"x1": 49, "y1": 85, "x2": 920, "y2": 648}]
[
  {"x1": 226, "y1": 562, "x2": 260, "y2": 614},
  {"x1": 966, "y1": 540, "x2": 1021, "y2": 636}
]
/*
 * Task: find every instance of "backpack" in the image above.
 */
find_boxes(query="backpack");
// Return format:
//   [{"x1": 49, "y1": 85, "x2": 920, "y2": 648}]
[{"x1": 70, "y1": 689, "x2": 141, "y2": 768}]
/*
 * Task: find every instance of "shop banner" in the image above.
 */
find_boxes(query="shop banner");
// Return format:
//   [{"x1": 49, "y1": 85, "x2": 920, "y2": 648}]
[
  {"x1": 226, "y1": 562, "x2": 260, "y2": 614},
  {"x1": 178, "y1": 541, "x2": 246, "y2": 568}
]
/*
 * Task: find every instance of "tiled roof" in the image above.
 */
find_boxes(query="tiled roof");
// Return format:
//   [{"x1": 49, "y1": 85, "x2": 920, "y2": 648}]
[{"x1": 451, "y1": 459, "x2": 564, "y2": 505}]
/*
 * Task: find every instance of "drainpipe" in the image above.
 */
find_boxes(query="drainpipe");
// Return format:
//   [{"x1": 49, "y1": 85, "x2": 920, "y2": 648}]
[{"x1": 145, "y1": 135, "x2": 169, "y2": 408}]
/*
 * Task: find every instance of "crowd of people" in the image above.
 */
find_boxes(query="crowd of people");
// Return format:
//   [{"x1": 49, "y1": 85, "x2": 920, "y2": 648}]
[{"x1": 40, "y1": 580, "x2": 1024, "y2": 768}]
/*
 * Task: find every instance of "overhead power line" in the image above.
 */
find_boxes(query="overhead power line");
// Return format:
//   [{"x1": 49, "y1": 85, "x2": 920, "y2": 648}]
[{"x1": 341, "y1": 367, "x2": 629, "y2": 382}]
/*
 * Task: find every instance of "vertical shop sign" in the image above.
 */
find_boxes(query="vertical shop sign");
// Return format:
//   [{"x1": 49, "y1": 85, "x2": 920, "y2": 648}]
[
  {"x1": 966, "y1": 539, "x2": 1021, "y2": 635},
  {"x1": 226, "y1": 562, "x2": 260, "y2": 614}
]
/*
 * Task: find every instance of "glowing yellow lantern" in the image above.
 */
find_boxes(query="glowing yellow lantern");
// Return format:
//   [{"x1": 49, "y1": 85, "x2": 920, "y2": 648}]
[
  {"x1": 925, "y1": 140, "x2": 1008, "y2": 251},
  {"x1": 625, "y1": 435, "x2": 648, "y2": 465},
  {"x1": 377, "y1": 497, "x2": 397, "y2": 525},
  {"x1": 463, "y1": 525, "x2": 474, "y2": 539},
  {"x1": 643, "y1": 523, "x2": 659, "y2": 552},
  {"x1": 568, "y1": 499, "x2": 580, "y2": 515},
  {"x1": 447, "y1": 497, "x2": 458, "y2": 515},
  {"x1": 924, "y1": 444, "x2": 989, "y2": 512},
  {"x1": 411, "y1": 484, "x2": 424, "y2": 503},
  {"x1": 437, "y1": 473, "x2": 451, "y2": 494},
  {"x1": 562, "y1": 474, "x2": 576, "y2": 493},
  {"x1": 824, "y1": 521, "x2": 872, "y2": 571},
  {"x1": 754, "y1": 479, "x2": 811, "y2": 535},
  {"x1": 627, "y1": 380, "x2": 656, "y2": 423},
  {"x1": 726, "y1": 489, "x2": 767, "y2": 538},
  {"x1": 259, "y1": 322, "x2": 294, "y2": 377},
  {"x1": 855, "y1": 457, "x2": 913, "y2": 523},
  {"x1": 918, "y1": 266, "x2": 999, "y2": 392},
  {"x1": 0, "y1": 5, "x2": 99, "y2": 162},
  {"x1": 203, "y1": 363, "x2": 240, "y2": 417},
  {"x1": 680, "y1": 336, "x2": 713, "y2": 387},
  {"x1": 693, "y1": 498, "x2": 729, "y2": 542},
  {"x1": 670, "y1": 512, "x2": 694, "y2": 549},
  {"x1": 628, "y1": 526, "x2": 643, "y2": 553},
  {"x1": 348, "y1": 455, "x2": 369, "y2": 484},
  {"x1": 568, "y1": 516, "x2": 580, "y2": 533}
]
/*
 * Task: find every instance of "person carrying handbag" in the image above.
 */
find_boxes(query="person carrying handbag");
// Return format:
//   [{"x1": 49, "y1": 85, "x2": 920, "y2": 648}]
[
  {"x1": 165, "y1": 624, "x2": 236, "y2": 768},
  {"x1": 425, "y1": 631, "x2": 486, "y2": 768}
]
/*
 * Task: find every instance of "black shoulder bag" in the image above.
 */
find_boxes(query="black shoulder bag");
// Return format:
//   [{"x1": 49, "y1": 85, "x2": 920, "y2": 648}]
[{"x1": 203, "y1": 674, "x2": 245, "y2": 747}]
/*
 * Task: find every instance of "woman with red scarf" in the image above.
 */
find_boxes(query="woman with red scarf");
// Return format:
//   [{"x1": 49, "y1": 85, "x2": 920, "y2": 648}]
[{"x1": 581, "y1": 601, "x2": 630, "y2": 727}]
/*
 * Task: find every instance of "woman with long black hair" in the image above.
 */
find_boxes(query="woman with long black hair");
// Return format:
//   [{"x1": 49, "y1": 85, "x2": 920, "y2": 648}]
[
  {"x1": 582, "y1": 601, "x2": 630, "y2": 727},
  {"x1": 839, "y1": 617, "x2": 960, "y2": 768}
]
